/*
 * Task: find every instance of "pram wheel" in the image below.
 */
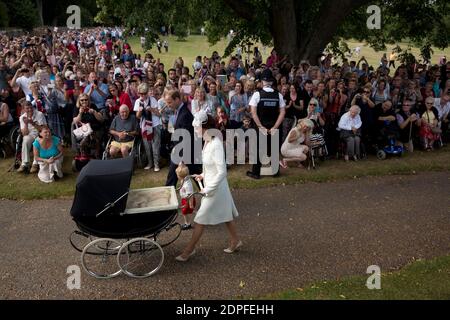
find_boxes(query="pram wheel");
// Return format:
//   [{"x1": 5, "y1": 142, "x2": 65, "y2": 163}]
[
  {"x1": 81, "y1": 238, "x2": 123, "y2": 279},
  {"x1": 376, "y1": 150, "x2": 386, "y2": 160},
  {"x1": 117, "y1": 238, "x2": 164, "y2": 278},
  {"x1": 69, "y1": 230, "x2": 91, "y2": 252},
  {"x1": 155, "y1": 222, "x2": 182, "y2": 248}
]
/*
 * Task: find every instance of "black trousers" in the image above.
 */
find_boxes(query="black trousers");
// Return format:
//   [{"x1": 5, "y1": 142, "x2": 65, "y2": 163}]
[{"x1": 250, "y1": 128, "x2": 279, "y2": 177}]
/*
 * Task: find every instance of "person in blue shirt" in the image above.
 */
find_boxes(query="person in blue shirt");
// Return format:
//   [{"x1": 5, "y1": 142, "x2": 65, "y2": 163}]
[
  {"x1": 32, "y1": 125, "x2": 64, "y2": 183},
  {"x1": 84, "y1": 72, "x2": 109, "y2": 110}
]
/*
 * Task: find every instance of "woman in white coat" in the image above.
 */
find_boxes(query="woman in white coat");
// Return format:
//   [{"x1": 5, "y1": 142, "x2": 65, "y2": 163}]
[{"x1": 175, "y1": 112, "x2": 242, "y2": 262}]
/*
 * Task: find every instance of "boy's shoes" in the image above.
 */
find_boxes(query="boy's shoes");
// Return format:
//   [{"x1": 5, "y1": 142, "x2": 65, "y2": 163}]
[
  {"x1": 154, "y1": 165, "x2": 160, "y2": 172},
  {"x1": 30, "y1": 164, "x2": 39, "y2": 174},
  {"x1": 181, "y1": 223, "x2": 192, "y2": 230}
]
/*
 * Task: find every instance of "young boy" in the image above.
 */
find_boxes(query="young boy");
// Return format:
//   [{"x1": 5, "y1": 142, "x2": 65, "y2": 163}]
[{"x1": 176, "y1": 162, "x2": 196, "y2": 230}]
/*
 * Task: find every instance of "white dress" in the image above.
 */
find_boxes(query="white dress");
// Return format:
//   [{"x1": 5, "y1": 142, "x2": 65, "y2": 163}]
[{"x1": 194, "y1": 137, "x2": 239, "y2": 225}]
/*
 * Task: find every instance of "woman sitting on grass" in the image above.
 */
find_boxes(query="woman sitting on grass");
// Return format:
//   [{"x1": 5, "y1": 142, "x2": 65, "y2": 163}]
[{"x1": 32, "y1": 125, "x2": 64, "y2": 183}]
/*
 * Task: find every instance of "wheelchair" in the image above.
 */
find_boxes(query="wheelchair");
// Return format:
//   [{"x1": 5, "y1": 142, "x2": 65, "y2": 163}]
[
  {"x1": 102, "y1": 134, "x2": 148, "y2": 169},
  {"x1": 374, "y1": 127, "x2": 403, "y2": 160},
  {"x1": 0, "y1": 124, "x2": 20, "y2": 159}
]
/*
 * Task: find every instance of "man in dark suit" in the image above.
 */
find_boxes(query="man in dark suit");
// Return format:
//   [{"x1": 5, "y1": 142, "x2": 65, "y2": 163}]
[{"x1": 164, "y1": 89, "x2": 201, "y2": 186}]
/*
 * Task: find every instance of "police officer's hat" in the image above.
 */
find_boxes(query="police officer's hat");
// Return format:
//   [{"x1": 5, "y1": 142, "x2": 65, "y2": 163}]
[{"x1": 261, "y1": 68, "x2": 275, "y2": 82}]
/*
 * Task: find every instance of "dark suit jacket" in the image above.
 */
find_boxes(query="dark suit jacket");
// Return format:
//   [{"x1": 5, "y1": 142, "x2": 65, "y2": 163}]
[
  {"x1": 166, "y1": 103, "x2": 201, "y2": 186},
  {"x1": 175, "y1": 103, "x2": 194, "y2": 137}
]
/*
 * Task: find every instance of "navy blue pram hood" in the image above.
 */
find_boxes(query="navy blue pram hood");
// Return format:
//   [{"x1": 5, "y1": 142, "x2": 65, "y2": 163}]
[{"x1": 70, "y1": 156, "x2": 134, "y2": 218}]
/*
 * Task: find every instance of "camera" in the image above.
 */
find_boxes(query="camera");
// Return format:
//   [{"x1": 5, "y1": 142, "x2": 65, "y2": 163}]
[{"x1": 93, "y1": 80, "x2": 98, "y2": 86}]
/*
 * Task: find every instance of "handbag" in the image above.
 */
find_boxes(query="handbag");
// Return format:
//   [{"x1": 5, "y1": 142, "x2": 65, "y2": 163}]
[
  {"x1": 426, "y1": 111, "x2": 442, "y2": 134},
  {"x1": 431, "y1": 127, "x2": 442, "y2": 134},
  {"x1": 141, "y1": 119, "x2": 153, "y2": 141},
  {"x1": 73, "y1": 122, "x2": 93, "y2": 140}
]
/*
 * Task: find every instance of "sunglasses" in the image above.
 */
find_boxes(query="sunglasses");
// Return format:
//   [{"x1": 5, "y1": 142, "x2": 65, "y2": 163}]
[
  {"x1": 80, "y1": 99, "x2": 88, "y2": 102},
  {"x1": 309, "y1": 103, "x2": 317, "y2": 106},
  {"x1": 363, "y1": 91, "x2": 370, "y2": 94}
]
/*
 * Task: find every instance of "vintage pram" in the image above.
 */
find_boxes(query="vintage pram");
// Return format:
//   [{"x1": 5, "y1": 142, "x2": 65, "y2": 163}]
[{"x1": 70, "y1": 156, "x2": 191, "y2": 279}]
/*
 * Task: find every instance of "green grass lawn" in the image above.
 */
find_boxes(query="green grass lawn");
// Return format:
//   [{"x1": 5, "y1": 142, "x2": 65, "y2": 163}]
[
  {"x1": 0, "y1": 146, "x2": 449, "y2": 200},
  {"x1": 126, "y1": 35, "x2": 450, "y2": 71},
  {"x1": 259, "y1": 255, "x2": 450, "y2": 300}
]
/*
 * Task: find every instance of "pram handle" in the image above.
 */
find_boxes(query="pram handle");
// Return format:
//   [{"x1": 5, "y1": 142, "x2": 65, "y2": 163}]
[{"x1": 96, "y1": 191, "x2": 129, "y2": 218}]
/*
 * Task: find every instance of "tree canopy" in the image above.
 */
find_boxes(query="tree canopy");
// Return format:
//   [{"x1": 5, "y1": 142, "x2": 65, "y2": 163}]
[
  {"x1": 0, "y1": 0, "x2": 98, "y2": 30},
  {"x1": 94, "y1": 0, "x2": 449, "y2": 64}
]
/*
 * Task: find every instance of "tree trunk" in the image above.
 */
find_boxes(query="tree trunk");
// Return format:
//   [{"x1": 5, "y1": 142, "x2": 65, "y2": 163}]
[
  {"x1": 269, "y1": 0, "x2": 371, "y2": 65},
  {"x1": 35, "y1": 0, "x2": 44, "y2": 26},
  {"x1": 269, "y1": 0, "x2": 301, "y2": 63}
]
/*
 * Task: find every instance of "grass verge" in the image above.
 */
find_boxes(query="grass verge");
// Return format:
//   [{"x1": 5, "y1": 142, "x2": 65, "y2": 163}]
[{"x1": 258, "y1": 255, "x2": 450, "y2": 300}]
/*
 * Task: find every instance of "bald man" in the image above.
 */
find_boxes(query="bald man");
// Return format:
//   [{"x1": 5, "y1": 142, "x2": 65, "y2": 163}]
[{"x1": 109, "y1": 105, "x2": 139, "y2": 157}]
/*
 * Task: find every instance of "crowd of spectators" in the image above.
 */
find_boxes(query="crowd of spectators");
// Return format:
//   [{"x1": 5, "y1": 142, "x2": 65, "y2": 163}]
[{"x1": 0, "y1": 26, "x2": 449, "y2": 183}]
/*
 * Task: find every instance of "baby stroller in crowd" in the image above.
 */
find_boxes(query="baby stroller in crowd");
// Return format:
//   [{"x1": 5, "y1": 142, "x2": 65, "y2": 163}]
[
  {"x1": 307, "y1": 119, "x2": 328, "y2": 169},
  {"x1": 69, "y1": 156, "x2": 203, "y2": 279},
  {"x1": 71, "y1": 122, "x2": 106, "y2": 172},
  {"x1": 375, "y1": 121, "x2": 403, "y2": 160}
]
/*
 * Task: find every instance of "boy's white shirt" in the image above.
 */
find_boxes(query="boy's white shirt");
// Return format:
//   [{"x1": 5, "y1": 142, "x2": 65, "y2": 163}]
[{"x1": 179, "y1": 178, "x2": 194, "y2": 198}]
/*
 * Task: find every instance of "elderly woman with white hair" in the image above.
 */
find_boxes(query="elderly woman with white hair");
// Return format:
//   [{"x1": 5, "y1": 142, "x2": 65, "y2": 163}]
[
  {"x1": 279, "y1": 118, "x2": 314, "y2": 168},
  {"x1": 338, "y1": 105, "x2": 362, "y2": 161}
]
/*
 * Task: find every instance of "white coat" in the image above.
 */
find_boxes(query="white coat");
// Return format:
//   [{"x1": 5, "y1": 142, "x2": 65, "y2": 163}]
[{"x1": 194, "y1": 136, "x2": 239, "y2": 225}]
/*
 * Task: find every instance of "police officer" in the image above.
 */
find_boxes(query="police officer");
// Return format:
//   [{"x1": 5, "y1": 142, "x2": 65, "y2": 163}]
[{"x1": 246, "y1": 68, "x2": 286, "y2": 179}]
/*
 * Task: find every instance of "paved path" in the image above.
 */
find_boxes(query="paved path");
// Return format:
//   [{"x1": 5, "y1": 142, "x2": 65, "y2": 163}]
[{"x1": 1, "y1": 172, "x2": 449, "y2": 299}]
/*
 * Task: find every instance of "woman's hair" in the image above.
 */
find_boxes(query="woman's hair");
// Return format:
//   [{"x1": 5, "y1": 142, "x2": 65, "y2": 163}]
[
  {"x1": 38, "y1": 124, "x2": 51, "y2": 133},
  {"x1": 235, "y1": 81, "x2": 245, "y2": 94},
  {"x1": 309, "y1": 98, "x2": 319, "y2": 107},
  {"x1": 76, "y1": 93, "x2": 90, "y2": 109},
  {"x1": 195, "y1": 87, "x2": 206, "y2": 100},
  {"x1": 425, "y1": 96, "x2": 434, "y2": 105},
  {"x1": 298, "y1": 118, "x2": 314, "y2": 130}
]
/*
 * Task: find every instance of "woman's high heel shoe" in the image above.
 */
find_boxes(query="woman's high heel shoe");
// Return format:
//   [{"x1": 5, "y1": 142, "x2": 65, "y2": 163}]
[
  {"x1": 224, "y1": 240, "x2": 243, "y2": 254},
  {"x1": 175, "y1": 249, "x2": 196, "y2": 262}
]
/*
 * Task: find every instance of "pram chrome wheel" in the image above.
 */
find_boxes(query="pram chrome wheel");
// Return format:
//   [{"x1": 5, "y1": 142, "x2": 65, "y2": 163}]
[
  {"x1": 155, "y1": 222, "x2": 182, "y2": 248},
  {"x1": 81, "y1": 238, "x2": 123, "y2": 279},
  {"x1": 69, "y1": 230, "x2": 91, "y2": 252},
  {"x1": 376, "y1": 150, "x2": 386, "y2": 160},
  {"x1": 117, "y1": 238, "x2": 164, "y2": 278}
]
